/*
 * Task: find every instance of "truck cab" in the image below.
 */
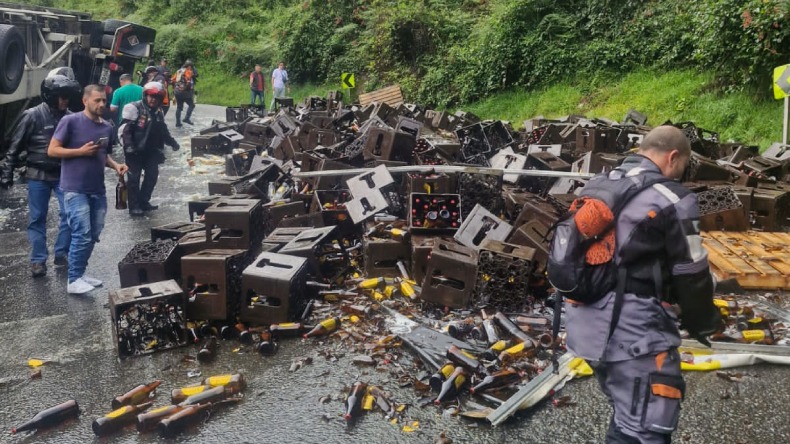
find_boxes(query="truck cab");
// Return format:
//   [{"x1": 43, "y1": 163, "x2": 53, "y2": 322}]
[{"x1": 0, "y1": 2, "x2": 156, "y2": 157}]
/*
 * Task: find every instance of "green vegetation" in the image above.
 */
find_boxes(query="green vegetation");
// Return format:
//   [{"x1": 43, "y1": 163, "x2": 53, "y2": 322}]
[{"x1": 23, "y1": 0, "x2": 789, "y2": 147}]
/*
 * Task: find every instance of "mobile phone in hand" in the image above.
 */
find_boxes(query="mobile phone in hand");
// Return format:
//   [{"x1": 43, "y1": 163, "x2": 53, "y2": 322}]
[{"x1": 95, "y1": 137, "x2": 109, "y2": 146}]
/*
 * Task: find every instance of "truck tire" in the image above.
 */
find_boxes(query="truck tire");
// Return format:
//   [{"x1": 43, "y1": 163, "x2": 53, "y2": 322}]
[{"x1": 0, "y1": 25, "x2": 25, "y2": 94}]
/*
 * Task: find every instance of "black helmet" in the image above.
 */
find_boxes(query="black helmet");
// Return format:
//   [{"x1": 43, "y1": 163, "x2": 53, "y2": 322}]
[
  {"x1": 145, "y1": 65, "x2": 158, "y2": 75},
  {"x1": 40, "y1": 74, "x2": 81, "y2": 107}
]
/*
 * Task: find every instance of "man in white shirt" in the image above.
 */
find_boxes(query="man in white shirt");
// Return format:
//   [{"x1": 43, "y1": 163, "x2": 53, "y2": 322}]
[{"x1": 270, "y1": 61, "x2": 290, "y2": 112}]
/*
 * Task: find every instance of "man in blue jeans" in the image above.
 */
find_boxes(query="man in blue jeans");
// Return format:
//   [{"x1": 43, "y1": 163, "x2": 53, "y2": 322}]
[
  {"x1": 0, "y1": 73, "x2": 81, "y2": 277},
  {"x1": 48, "y1": 85, "x2": 128, "y2": 294}
]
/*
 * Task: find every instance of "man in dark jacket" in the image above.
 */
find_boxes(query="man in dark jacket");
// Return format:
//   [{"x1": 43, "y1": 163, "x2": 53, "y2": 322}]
[
  {"x1": 564, "y1": 126, "x2": 720, "y2": 444},
  {"x1": 0, "y1": 74, "x2": 81, "y2": 277},
  {"x1": 171, "y1": 60, "x2": 196, "y2": 127},
  {"x1": 119, "y1": 82, "x2": 180, "y2": 216}
]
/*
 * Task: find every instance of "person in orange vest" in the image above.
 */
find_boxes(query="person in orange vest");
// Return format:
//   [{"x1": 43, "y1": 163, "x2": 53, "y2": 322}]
[{"x1": 171, "y1": 60, "x2": 196, "y2": 127}]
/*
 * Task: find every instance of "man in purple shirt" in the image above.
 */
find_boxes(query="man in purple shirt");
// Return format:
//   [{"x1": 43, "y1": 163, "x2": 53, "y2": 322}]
[{"x1": 48, "y1": 85, "x2": 128, "y2": 294}]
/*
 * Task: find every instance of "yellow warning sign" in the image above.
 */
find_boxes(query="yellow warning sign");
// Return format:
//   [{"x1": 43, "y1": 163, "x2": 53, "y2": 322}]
[{"x1": 774, "y1": 64, "x2": 790, "y2": 100}]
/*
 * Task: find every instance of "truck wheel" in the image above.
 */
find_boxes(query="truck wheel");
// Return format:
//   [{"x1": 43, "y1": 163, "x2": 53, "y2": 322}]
[{"x1": 0, "y1": 25, "x2": 25, "y2": 94}]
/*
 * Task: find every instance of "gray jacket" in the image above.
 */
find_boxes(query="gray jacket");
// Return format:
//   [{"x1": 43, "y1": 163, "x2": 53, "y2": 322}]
[{"x1": 566, "y1": 155, "x2": 716, "y2": 362}]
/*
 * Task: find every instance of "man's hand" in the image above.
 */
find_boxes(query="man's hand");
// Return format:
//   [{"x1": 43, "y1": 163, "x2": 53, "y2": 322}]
[
  {"x1": 115, "y1": 164, "x2": 129, "y2": 176},
  {"x1": 171, "y1": 142, "x2": 180, "y2": 152},
  {"x1": 79, "y1": 141, "x2": 100, "y2": 157}
]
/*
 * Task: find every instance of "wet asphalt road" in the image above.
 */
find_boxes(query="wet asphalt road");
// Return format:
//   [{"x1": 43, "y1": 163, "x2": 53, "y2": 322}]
[{"x1": 1, "y1": 104, "x2": 790, "y2": 443}]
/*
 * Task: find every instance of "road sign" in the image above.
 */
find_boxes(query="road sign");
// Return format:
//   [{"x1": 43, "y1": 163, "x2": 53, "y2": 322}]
[
  {"x1": 774, "y1": 64, "x2": 790, "y2": 99},
  {"x1": 341, "y1": 73, "x2": 355, "y2": 89}
]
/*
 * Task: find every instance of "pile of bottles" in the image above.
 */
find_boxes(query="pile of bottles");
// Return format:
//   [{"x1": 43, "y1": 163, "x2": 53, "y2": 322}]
[
  {"x1": 707, "y1": 298, "x2": 786, "y2": 345},
  {"x1": 11, "y1": 373, "x2": 245, "y2": 438}
]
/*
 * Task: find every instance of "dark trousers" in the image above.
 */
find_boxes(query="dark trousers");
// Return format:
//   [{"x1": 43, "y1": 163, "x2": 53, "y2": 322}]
[
  {"x1": 126, "y1": 153, "x2": 160, "y2": 211},
  {"x1": 175, "y1": 95, "x2": 194, "y2": 123}
]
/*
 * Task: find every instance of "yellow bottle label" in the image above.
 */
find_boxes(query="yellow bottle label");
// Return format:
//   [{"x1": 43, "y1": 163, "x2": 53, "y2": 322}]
[
  {"x1": 277, "y1": 323, "x2": 297, "y2": 328},
  {"x1": 454, "y1": 375, "x2": 466, "y2": 389},
  {"x1": 460, "y1": 349, "x2": 476, "y2": 360},
  {"x1": 372, "y1": 291, "x2": 385, "y2": 302},
  {"x1": 440, "y1": 364, "x2": 455, "y2": 378},
  {"x1": 149, "y1": 405, "x2": 174, "y2": 414},
  {"x1": 747, "y1": 317, "x2": 763, "y2": 325},
  {"x1": 207, "y1": 375, "x2": 232, "y2": 387},
  {"x1": 106, "y1": 406, "x2": 132, "y2": 418},
  {"x1": 362, "y1": 393, "x2": 375, "y2": 410},
  {"x1": 741, "y1": 330, "x2": 766, "y2": 342},
  {"x1": 504, "y1": 342, "x2": 525, "y2": 356},
  {"x1": 712, "y1": 299, "x2": 728, "y2": 308},
  {"x1": 360, "y1": 278, "x2": 383, "y2": 289},
  {"x1": 384, "y1": 286, "x2": 396, "y2": 297},
  {"x1": 491, "y1": 340, "x2": 508, "y2": 352},
  {"x1": 320, "y1": 318, "x2": 338, "y2": 330},
  {"x1": 180, "y1": 385, "x2": 207, "y2": 396}
]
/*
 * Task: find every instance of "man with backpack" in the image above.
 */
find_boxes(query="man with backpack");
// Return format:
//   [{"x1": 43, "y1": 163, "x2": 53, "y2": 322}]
[
  {"x1": 549, "y1": 126, "x2": 720, "y2": 443},
  {"x1": 119, "y1": 82, "x2": 180, "y2": 216},
  {"x1": 171, "y1": 60, "x2": 196, "y2": 127}
]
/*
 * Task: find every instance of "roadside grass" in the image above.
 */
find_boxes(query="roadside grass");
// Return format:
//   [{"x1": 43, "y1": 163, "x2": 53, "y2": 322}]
[{"x1": 195, "y1": 66, "x2": 783, "y2": 149}]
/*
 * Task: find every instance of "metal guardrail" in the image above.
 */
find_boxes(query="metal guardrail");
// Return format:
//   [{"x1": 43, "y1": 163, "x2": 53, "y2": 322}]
[{"x1": 293, "y1": 165, "x2": 595, "y2": 180}]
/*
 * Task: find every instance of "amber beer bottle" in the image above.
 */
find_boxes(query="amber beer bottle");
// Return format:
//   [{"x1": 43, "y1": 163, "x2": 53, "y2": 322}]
[
  {"x1": 435, "y1": 367, "x2": 466, "y2": 404},
  {"x1": 158, "y1": 403, "x2": 212, "y2": 438},
  {"x1": 171, "y1": 385, "x2": 213, "y2": 404},
  {"x1": 303, "y1": 317, "x2": 341, "y2": 339},
  {"x1": 179, "y1": 385, "x2": 237, "y2": 406},
  {"x1": 112, "y1": 380, "x2": 162, "y2": 409},
  {"x1": 92, "y1": 401, "x2": 153, "y2": 436},
  {"x1": 269, "y1": 322, "x2": 309, "y2": 338},
  {"x1": 11, "y1": 400, "x2": 80, "y2": 434},
  {"x1": 197, "y1": 337, "x2": 217, "y2": 362},
  {"x1": 344, "y1": 382, "x2": 368, "y2": 421},
  {"x1": 136, "y1": 404, "x2": 184, "y2": 433},
  {"x1": 446, "y1": 345, "x2": 487, "y2": 375},
  {"x1": 257, "y1": 330, "x2": 278, "y2": 356},
  {"x1": 202, "y1": 373, "x2": 246, "y2": 391},
  {"x1": 470, "y1": 369, "x2": 522, "y2": 394},
  {"x1": 115, "y1": 175, "x2": 128, "y2": 210},
  {"x1": 429, "y1": 363, "x2": 456, "y2": 391},
  {"x1": 493, "y1": 312, "x2": 534, "y2": 345}
]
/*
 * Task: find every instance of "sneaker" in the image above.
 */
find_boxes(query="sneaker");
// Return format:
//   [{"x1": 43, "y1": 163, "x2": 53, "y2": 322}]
[
  {"x1": 81, "y1": 275, "x2": 103, "y2": 287},
  {"x1": 142, "y1": 203, "x2": 159, "y2": 211},
  {"x1": 175, "y1": 122, "x2": 183, "y2": 128},
  {"x1": 67, "y1": 278, "x2": 95, "y2": 294},
  {"x1": 183, "y1": 119, "x2": 194, "y2": 125},
  {"x1": 31, "y1": 263, "x2": 47, "y2": 278},
  {"x1": 54, "y1": 256, "x2": 68, "y2": 266}
]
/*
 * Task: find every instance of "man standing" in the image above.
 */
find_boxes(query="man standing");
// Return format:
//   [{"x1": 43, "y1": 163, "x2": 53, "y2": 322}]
[
  {"x1": 249, "y1": 64, "x2": 265, "y2": 109},
  {"x1": 270, "y1": 61, "x2": 289, "y2": 112},
  {"x1": 0, "y1": 74, "x2": 81, "y2": 277},
  {"x1": 562, "y1": 126, "x2": 720, "y2": 443},
  {"x1": 48, "y1": 85, "x2": 128, "y2": 295},
  {"x1": 110, "y1": 74, "x2": 142, "y2": 125},
  {"x1": 156, "y1": 58, "x2": 170, "y2": 80},
  {"x1": 172, "y1": 60, "x2": 196, "y2": 127},
  {"x1": 119, "y1": 82, "x2": 180, "y2": 216}
]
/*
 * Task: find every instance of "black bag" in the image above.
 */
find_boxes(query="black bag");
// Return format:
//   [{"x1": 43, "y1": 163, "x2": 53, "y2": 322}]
[{"x1": 547, "y1": 173, "x2": 670, "y2": 304}]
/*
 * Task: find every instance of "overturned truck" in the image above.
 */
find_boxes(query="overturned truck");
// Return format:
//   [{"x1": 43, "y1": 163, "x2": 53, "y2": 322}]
[{"x1": 0, "y1": 2, "x2": 155, "y2": 157}]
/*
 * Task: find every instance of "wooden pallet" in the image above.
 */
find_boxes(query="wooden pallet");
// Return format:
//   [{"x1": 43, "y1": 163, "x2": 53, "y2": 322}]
[
  {"x1": 702, "y1": 231, "x2": 790, "y2": 289},
  {"x1": 358, "y1": 85, "x2": 404, "y2": 107}
]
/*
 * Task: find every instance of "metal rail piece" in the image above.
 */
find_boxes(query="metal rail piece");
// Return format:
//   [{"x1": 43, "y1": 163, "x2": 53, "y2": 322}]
[{"x1": 294, "y1": 165, "x2": 595, "y2": 180}]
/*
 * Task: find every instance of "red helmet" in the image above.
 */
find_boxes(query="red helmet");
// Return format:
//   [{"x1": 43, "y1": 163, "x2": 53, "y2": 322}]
[{"x1": 143, "y1": 81, "x2": 165, "y2": 98}]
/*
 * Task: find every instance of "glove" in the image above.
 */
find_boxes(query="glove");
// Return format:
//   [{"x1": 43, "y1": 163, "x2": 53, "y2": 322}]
[{"x1": 171, "y1": 142, "x2": 180, "y2": 152}]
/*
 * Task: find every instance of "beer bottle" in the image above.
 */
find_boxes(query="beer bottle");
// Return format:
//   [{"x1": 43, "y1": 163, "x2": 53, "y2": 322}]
[
  {"x1": 186, "y1": 322, "x2": 201, "y2": 343},
  {"x1": 498, "y1": 340, "x2": 537, "y2": 363},
  {"x1": 344, "y1": 381, "x2": 368, "y2": 421},
  {"x1": 202, "y1": 373, "x2": 246, "y2": 391},
  {"x1": 446, "y1": 345, "x2": 486, "y2": 375},
  {"x1": 482, "y1": 319, "x2": 500, "y2": 345},
  {"x1": 435, "y1": 367, "x2": 466, "y2": 404},
  {"x1": 257, "y1": 330, "x2": 278, "y2": 356},
  {"x1": 733, "y1": 329, "x2": 774, "y2": 344},
  {"x1": 357, "y1": 277, "x2": 384, "y2": 290},
  {"x1": 514, "y1": 315, "x2": 550, "y2": 332},
  {"x1": 447, "y1": 318, "x2": 475, "y2": 339},
  {"x1": 92, "y1": 401, "x2": 153, "y2": 436},
  {"x1": 136, "y1": 404, "x2": 184, "y2": 433},
  {"x1": 470, "y1": 369, "x2": 522, "y2": 394},
  {"x1": 112, "y1": 380, "x2": 162, "y2": 409},
  {"x1": 219, "y1": 324, "x2": 238, "y2": 340},
  {"x1": 197, "y1": 337, "x2": 217, "y2": 363},
  {"x1": 235, "y1": 322, "x2": 253, "y2": 344},
  {"x1": 11, "y1": 400, "x2": 80, "y2": 434},
  {"x1": 493, "y1": 312, "x2": 533, "y2": 344},
  {"x1": 158, "y1": 403, "x2": 212, "y2": 438},
  {"x1": 115, "y1": 175, "x2": 128, "y2": 210},
  {"x1": 171, "y1": 385, "x2": 213, "y2": 404},
  {"x1": 198, "y1": 321, "x2": 218, "y2": 338},
  {"x1": 303, "y1": 317, "x2": 341, "y2": 339},
  {"x1": 479, "y1": 339, "x2": 513, "y2": 361},
  {"x1": 429, "y1": 363, "x2": 456, "y2": 391},
  {"x1": 269, "y1": 322, "x2": 309, "y2": 339},
  {"x1": 179, "y1": 385, "x2": 237, "y2": 406},
  {"x1": 368, "y1": 386, "x2": 393, "y2": 415},
  {"x1": 395, "y1": 277, "x2": 417, "y2": 300}
]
